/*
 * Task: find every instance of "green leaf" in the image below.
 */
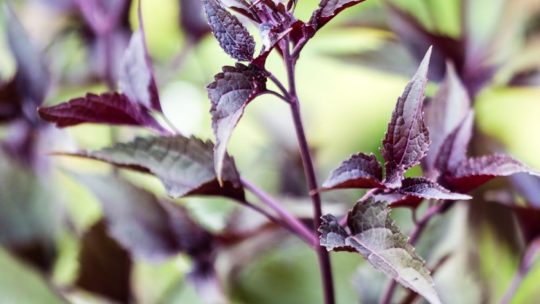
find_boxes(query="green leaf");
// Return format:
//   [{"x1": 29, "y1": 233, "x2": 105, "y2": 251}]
[
  {"x1": 320, "y1": 200, "x2": 441, "y2": 304},
  {"x1": 64, "y1": 135, "x2": 244, "y2": 200}
]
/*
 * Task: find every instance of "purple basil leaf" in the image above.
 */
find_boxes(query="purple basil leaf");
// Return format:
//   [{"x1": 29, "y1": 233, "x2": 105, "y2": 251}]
[
  {"x1": 319, "y1": 214, "x2": 355, "y2": 252},
  {"x1": 504, "y1": 204, "x2": 540, "y2": 243},
  {"x1": 382, "y1": 48, "x2": 432, "y2": 188},
  {"x1": 65, "y1": 135, "x2": 245, "y2": 200},
  {"x1": 322, "y1": 153, "x2": 384, "y2": 191},
  {"x1": 76, "y1": 220, "x2": 132, "y2": 303},
  {"x1": 399, "y1": 177, "x2": 472, "y2": 201},
  {"x1": 423, "y1": 64, "x2": 471, "y2": 176},
  {"x1": 321, "y1": 200, "x2": 442, "y2": 304},
  {"x1": 207, "y1": 63, "x2": 267, "y2": 182},
  {"x1": 508, "y1": 69, "x2": 540, "y2": 87},
  {"x1": 179, "y1": 0, "x2": 211, "y2": 43},
  {"x1": 202, "y1": 0, "x2": 255, "y2": 61},
  {"x1": 37, "y1": 92, "x2": 166, "y2": 133},
  {"x1": 373, "y1": 192, "x2": 423, "y2": 209},
  {"x1": 386, "y1": 4, "x2": 465, "y2": 82},
  {"x1": 118, "y1": 3, "x2": 162, "y2": 112},
  {"x1": 75, "y1": 174, "x2": 214, "y2": 261},
  {"x1": 310, "y1": 0, "x2": 368, "y2": 30},
  {"x1": 444, "y1": 155, "x2": 540, "y2": 193},
  {"x1": 4, "y1": 4, "x2": 49, "y2": 119},
  {"x1": 435, "y1": 111, "x2": 474, "y2": 174}
]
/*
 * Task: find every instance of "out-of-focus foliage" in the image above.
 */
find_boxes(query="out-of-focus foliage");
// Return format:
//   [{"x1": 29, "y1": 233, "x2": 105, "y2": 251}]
[{"x1": 1, "y1": 0, "x2": 540, "y2": 303}]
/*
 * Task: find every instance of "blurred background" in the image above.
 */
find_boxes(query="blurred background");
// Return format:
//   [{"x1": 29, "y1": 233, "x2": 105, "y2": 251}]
[{"x1": 1, "y1": 0, "x2": 540, "y2": 303}]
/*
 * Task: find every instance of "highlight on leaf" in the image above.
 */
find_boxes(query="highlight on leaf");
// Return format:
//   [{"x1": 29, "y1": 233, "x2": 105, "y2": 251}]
[
  {"x1": 61, "y1": 135, "x2": 245, "y2": 200},
  {"x1": 319, "y1": 199, "x2": 442, "y2": 304},
  {"x1": 322, "y1": 152, "x2": 384, "y2": 191},
  {"x1": 202, "y1": 0, "x2": 255, "y2": 61},
  {"x1": 382, "y1": 47, "x2": 432, "y2": 188},
  {"x1": 207, "y1": 63, "x2": 267, "y2": 182},
  {"x1": 311, "y1": 0, "x2": 368, "y2": 30}
]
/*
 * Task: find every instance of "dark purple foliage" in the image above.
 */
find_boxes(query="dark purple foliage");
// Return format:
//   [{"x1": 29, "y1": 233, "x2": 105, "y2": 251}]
[
  {"x1": 322, "y1": 153, "x2": 383, "y2": 190},
  {"x1": 38, "y1": 93, "x2": 165, "y2": 132}
]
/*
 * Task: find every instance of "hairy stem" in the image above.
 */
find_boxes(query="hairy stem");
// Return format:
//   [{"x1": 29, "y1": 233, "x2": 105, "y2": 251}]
[
  {"x1": 500, "y1": 237, "x2": 540, "y2": 304},
  {"x1": 380, "y1": 201, "x2": 453, "y2": 304},
  {"x1": 283, "y1": 41, "x2": 336, "y2": 304},
  {"x1": 241, "y1": 178, "x2": 317, "y2": 247}
]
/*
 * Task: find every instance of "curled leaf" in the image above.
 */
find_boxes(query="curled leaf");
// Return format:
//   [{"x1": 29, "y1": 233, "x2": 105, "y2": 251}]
[
  {"x1": 207, "y1": 63, "x2": 267, "y2": 182},
  {"x1": 435, "y1": 111, "x2": 474, "y2": 174},
  {"x1": 320, "y1": 200, "x2": 442, "y2": 304},
  {"x1": 311, "y1": 0, "x2": 368, "y2": 30},
  {"x1": 322, "y1": 153, "x2": 383, "y2": 191},
  {"x1": 382, "y1": 48, "x2": 432, "y2": 188},
  {"x1": 38, "y1": 93, "x2": 166, "y2": 133},
  {"x1": 64, "y1": 135, "x2": 245, "y2": 200},
  {"x1": 203, "y1": 0, "x2": 255, "y2": 61},
  {"x1": 398, "y1": 177, "x2": 472, "y2": 201}
]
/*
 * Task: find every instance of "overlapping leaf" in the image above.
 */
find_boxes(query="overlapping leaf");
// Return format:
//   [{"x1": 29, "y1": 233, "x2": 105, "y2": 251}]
[
  {"x1": 118, "y1": 3, "x2": 161, "y2": 112},
  {"x1": 202, "y1": 0, "x2": 255, "y2": 61},
  {"x1": 66, "y1": 135, "x2": 245, "y2": 200},
  {"x1": 423, "y1": 64, "x2": 470, "y2": 176},
  {"x1": 398, "y1": 177, "x2": 471, "y2": 201},
  {"x1": 76, "y1": 220, "x2": 132, "y2": 303},
  {"x1": 322, "y1": 153, "x2": 383, "y2": 190},
  {"x1": 435, "y1": 112, "x2": 474, "y2": 174},
  {"x1": 207, "y1": 63, "x2": 267, "y2": 182},
  {"x1": 38, "y1": 93, "x2": 165, "y2": 132},
  {"x1": 311, "y1": 0, "x2": 367, "y2": 30},
  {"x1": 75, "y1": 174, "x2": 214, "y2": 261},
  {"x1": 382, "y1": 48, "x2": 432, "y2": 188},
  {"x1": 320, "y1": 200, "x2": 442, "y2": 304}
]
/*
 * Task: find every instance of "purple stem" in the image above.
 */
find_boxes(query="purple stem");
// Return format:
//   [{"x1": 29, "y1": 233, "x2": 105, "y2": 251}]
[
  {"x1": 241, "y1": 178, "x2": 317, "y2": 247},
  {"x1": 283, "y1": 41, "x2": 336, "y2": 304},
  {"x1": 500, "y1": 237, "x2": 540, "y2": 304},
  {"x1": 380, "y1": 201, "x2": 453, "y2": 304}
]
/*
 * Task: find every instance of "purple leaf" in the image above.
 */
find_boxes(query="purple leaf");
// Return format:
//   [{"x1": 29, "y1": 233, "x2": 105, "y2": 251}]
[
  {"x1": 65, "y1": 135, "x2": 245, "y2": 200},
  {"x1": 179, "y1": 0, "x2": 211, "y2": 43},
  {"x1": 202, "y1": 0, "x2": 255, "y2": 61},
  {"x1": 382, "y1": 48, "x2": 432, "y2": 188},
  {"x1": 423, "y1": 64, "x2": 471, "y2": 177},
  {"x1": 4, "y1": 3, "x2": 49, "y2": 121},
  {"x1": 118, "y1": 3, "x2": 162, "y2": 112},
  {"x1": 435, "y1": 111, "x2": 474, "y2": 174},
  {"x1": 310, "y1": 0, "x2": 368, "y2": 30},
  {"x1": 322, "y1": 153, "x2": 384, "y2": 191},
  {"x1": 37, "y1": 92, "x2": 166, "y2": 133},
  {"x1": 320, "y1": 200, "x2": 442, "y2": 304},
  {"x1": 75, "y1": 174, "x2": 214, "y2": 261},
  {"x1": 399, "y1": 177, "x2": 472, "y2": 201},
  {"x1": 0, "y1": 79, "x2": 21, "y2": 122},
  {"x1": 207, "y1": 63, "x2": 267, "y2": 182},
  {"x1": 444, "y1": 155, "x2": 540, "y2": 193},
  {"x1": 76, "y1": 220, "x2": 132, "y2": 303},
  {"x1": 386, "y1": 4, "x2": 465, "y2": 82}
]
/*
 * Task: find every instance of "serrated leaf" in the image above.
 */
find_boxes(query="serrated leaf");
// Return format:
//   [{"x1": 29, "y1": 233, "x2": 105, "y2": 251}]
[
  {"x1": 207, "y1": 63, "x2": 266, "y2": 182},
  {"x1": 311, "y1": 0, "x2": 367, "y2": 30},
  {"x1": 435, "y1": 111, "x2": 474, "y2": 174},
  {"x1": 38, "y1": 93, "x2": 166, "y2": 133},
  {"x1": 423, "y1": 64, "x2": 471, "y2": 176},
  {"x1": 382, "y1": 48, "x2": 432, "y2": 188},
  {"x1": 320, "y1": 200, "x2": 441, "y2": 304},
  {"x1": 202, "y1": 0, "x2": 255, "y2": 61},
  {"x1": 76, "y1": 220, "x2": 132, "y2": 303},
  {"x1": 322, "y1": 153, "x2": 383, "y2": 191},
  {"x1": 319, "y1": 215, "x2": 353, "y2": 252},
  {"x1": 119, "y1": 3, "x2": 161, "y2": 112},
  {"x1": 75, "y1": 174, "x2": 213, "y2": 261},
  {"x1": 66, "y1": 135, "x2": 244, "y2": 200},
  {"x1": 398, "y1": 177, "x2": 472, "y2": 201},
  {"x1": 445, "y1": 155, "x2": 540, "y2": 193}
]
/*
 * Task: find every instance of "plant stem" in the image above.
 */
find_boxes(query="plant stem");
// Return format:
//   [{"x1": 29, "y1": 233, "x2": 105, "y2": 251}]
[
  {"x1": 380, "y1": 201, "x2": 453, "y2": 304},
  {"x1": 500, "y1": 237, "x2": 540, "y2": 304},
  {"x1": 241, "y1": 178, "x2": 317, "y2": 247},
  {"x1": 283, "y1": 41, "x2": 336, "y2": 304}
]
